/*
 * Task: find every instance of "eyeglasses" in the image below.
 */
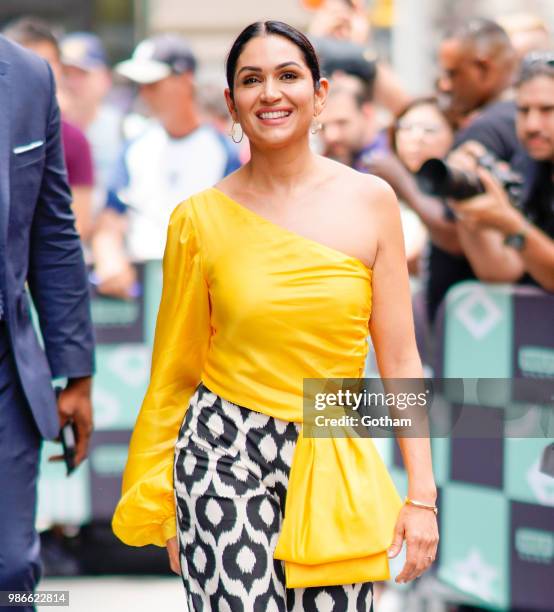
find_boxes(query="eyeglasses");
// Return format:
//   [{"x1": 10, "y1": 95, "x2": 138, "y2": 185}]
[
  {"x1": 395, "y1": 121, "x2": 444, "y2": 136},
  {"x1": 518, "y1": 51, "x2": 554, "y2": 85},
  {"x1": 521, "y1": 51, "x2": 554, "y2": 71}
]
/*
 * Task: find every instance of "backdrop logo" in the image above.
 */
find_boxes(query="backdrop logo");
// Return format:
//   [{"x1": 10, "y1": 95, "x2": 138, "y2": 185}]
[
  {"x1": 518, "y1": 347, "x2": 554, "y2": 377},
  {"x1": 515, "y1": 528, "x2": 554, "y2": 564},
  {"x1": 454, "y1": 287, "x2": 502, "y2": 340}
]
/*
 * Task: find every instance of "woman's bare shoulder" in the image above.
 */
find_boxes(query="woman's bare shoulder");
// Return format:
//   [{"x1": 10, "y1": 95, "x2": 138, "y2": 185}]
[
  {"x1": 354, "y1": 169, "x2": 397, "y2": 208},
  {"x1": 318, "y1": 156, "x2": 398, "y2": 213}
]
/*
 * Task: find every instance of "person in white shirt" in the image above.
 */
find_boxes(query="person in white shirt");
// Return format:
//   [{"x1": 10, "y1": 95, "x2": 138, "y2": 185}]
[{"x1": 92, "y1": 34, "x2": 240, "y2": 299}]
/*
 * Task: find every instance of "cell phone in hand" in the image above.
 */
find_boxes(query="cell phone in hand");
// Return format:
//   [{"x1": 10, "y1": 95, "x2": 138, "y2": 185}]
[
  {"x1": 60, "y1": 421, "x2": 76, "y2": 476},
  {"x1": 55, "y1": 385, "x2": 76, "y2": 476}
]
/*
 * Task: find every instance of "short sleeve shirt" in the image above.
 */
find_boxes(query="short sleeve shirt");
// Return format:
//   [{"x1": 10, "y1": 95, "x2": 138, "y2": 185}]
[
  {"x1": 425, "y1": 100, "x2": 529, "y2": 322},
  {"x1": 61, "y1": 118, "x2": 94, "y2": 187}
]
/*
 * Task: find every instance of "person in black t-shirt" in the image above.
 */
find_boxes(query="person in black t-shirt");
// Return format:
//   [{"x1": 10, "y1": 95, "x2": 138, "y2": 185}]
[
  {"x1": 450, "y1": 54, "x2": 554, "y2": 292},
  {"x1": 424, "y1": 19, "x2": 520, "y2": 322}
]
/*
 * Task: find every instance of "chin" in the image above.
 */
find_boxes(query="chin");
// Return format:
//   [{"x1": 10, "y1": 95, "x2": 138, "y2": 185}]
[
  {"x1": 251, "y1": 129, "x2": 304, "y2": 150},
  {"x1": 403, "y1": 157, "x2": 422, "y2": 173},
  {"x1": 527, "y1": 147, "x2": 554, "y2": 161}
]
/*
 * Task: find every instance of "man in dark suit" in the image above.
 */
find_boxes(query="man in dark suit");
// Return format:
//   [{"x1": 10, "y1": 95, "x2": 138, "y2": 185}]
[{"x1": 0, "y1": 34, "x2": 94, "y2": 605}]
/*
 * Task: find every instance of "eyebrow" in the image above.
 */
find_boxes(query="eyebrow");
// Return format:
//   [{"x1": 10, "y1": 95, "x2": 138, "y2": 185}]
[{"x1": 236, "y1": 61, "x2": 303, "y2": 76}]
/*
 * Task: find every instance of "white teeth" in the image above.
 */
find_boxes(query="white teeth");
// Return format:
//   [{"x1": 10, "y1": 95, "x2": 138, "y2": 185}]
[{"x1": 259, "y1": 111, "x2": 291, "y2": 119}]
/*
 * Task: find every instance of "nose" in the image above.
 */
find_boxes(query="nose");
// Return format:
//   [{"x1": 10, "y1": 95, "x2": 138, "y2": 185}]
[
  {"x1": 437, "y1": 74, "x2": 452, "y2": 94},
  {"x1": 524, "y1": 108, "x2": 543, "y2": 132},
  {"x1": 404, "y1": 125, "x2": 426, "y2": 141},
  {"x1": 260, "y1": 77, "x2": 281, "y2": 103}
]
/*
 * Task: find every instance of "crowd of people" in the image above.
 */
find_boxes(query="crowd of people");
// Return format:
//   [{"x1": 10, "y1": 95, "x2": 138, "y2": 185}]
[{"x1": 2, "y1": 1, "x2": 552, "y2": 335}]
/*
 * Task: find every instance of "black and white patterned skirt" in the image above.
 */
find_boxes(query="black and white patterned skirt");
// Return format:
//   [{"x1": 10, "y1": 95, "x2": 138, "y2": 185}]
[{"x1": 173, "y1": 382, "x2": 374, "y2": 611}]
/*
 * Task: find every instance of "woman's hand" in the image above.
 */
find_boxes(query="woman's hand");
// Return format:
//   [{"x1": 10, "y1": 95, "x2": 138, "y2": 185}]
[
  {"x1": 166, "y1": 537, "x2": 181, "y2": 575},
  {"x1": 387, "y1": 503, "x2": 439, "y2": 583}
]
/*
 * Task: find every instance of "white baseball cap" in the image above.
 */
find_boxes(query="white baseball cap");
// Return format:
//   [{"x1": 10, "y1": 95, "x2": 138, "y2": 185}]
[{"x1": 115, "y1": 34, "x2": 197, "y2": 84}]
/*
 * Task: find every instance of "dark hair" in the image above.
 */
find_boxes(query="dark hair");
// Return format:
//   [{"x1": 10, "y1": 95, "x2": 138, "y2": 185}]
[
  {"x1": 516, "y1": 51, "x2": 554, "y2": 86},
  {"x1": 388, "y1": 96, "x2": 452, "y2": 154},
  {"x1": 327, "y1": 74, "x2": 374, "y2": 108},
  {"x1": 445, "y1": 18, "x2": 514, "y2": 61},
  {"x1": 226, "y1": 21, "x2": 321, "y2": 101},
  {"x1": 2, "y1": 16, "x2": 60, "y2": 56}
]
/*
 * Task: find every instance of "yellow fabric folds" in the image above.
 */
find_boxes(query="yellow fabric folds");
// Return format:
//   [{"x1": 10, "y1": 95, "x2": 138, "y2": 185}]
[
  {"x1": 274, "y1": 431, "x2": 403, "y2": 587},
  {"x1": 112, "y1": 189, "x2": 403, "y2": 587}
]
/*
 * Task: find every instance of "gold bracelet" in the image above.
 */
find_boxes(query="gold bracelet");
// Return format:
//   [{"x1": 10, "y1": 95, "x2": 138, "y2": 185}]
[{"x1": 405, "y1": 497, "x2": 438, "y2": 515}]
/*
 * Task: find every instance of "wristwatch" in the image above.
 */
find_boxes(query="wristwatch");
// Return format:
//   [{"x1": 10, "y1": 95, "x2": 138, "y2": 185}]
[
  {"x1": 504, "y1": 221, "x2": 529, "y2": 251},
  {"x1": 503, "y1": 232, "x2": 527, "y2": 251}
]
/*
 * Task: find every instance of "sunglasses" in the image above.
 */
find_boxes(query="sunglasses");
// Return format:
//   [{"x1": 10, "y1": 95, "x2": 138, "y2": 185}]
[{"x1": 521, "y1": 51, "x2": 554, "y2": 70}]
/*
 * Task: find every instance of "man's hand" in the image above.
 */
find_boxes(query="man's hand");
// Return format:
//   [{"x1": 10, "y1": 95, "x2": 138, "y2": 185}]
[
  {"x1": 94, "y1": 262, "x2": 138, "y2": 301},
  {"x1": 447, "y1": 140, "x2": 486, "y2": 174},
  {"x1": 307, "y1": 0, "x2": 369, "y2": 43},
  {"x1": 451, "y1": 167, "x2": 523, "y2": 234},
  {"x1": 49, "y1": 376, "x2": 93, "y2": 468},
  {"x1": 166, "y1": 536, "x2": 181, "y2": 575}
]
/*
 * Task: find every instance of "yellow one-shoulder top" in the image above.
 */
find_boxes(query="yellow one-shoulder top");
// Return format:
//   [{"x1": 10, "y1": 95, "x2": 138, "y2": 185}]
[{"x1": 112, "y1": 187, "x2": 402, "y2": 588}]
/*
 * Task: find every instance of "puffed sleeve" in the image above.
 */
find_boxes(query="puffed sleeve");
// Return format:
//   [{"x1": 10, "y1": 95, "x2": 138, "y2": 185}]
[{"x1": 112, "y1": 200, "x2": 210, "y2": 547}]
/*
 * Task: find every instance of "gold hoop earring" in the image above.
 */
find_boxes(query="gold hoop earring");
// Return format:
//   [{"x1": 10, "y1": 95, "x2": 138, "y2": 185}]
[
  {"x1": 310, "y1": 118, "x2": 322, "y2": 135},
  {"x1": 230, "y1": 121, "x2": 244, "y2": 144}
]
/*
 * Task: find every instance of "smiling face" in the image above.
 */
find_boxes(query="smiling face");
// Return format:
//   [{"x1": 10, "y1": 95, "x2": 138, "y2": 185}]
[{"x1": 225, "y1": 34, "x2": 327, "y2": 150}]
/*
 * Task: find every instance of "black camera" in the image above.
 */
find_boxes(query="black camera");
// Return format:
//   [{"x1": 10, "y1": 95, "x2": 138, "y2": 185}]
[{"x1": 416, "y1": 151, "x2": 524, "y2": 204}]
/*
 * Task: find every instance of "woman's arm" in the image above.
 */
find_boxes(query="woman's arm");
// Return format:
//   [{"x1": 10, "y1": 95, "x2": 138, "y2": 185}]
[
  {"x1": 366, "y1": 177, "x2": 439, "y2": 583},
  {"x1": 112, "y1": 201, "x2": 211, "y2": 556}
]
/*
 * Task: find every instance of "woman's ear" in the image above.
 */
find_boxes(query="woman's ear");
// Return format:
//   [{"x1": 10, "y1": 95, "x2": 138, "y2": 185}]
[
  {"x1": 314, "y1": 77, "x2": 329, "y2": 117},
  {"x1": 224, "y1": 88, "x2": 238, "y2": 122}
]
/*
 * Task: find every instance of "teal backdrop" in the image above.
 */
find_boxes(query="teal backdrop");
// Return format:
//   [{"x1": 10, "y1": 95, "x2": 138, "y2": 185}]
[{"x1": 35, "y1": 272, "x2": 554, "y2": 609}]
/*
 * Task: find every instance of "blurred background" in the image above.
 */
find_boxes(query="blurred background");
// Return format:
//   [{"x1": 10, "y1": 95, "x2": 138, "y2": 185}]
[
  {"x1": 1, "y1": 0, "x2": 553, "y2": 86},
  {"x1": 1, "y1": 1, "x2": 553, "y2": 610}
]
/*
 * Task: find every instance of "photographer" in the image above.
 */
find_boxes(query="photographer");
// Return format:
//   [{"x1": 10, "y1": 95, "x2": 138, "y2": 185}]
[
  {"x1": 451, "y1": 54, "x2": 554, "y2": 291},
  {"x1": 420, "y1": 20, "x2": 530, "y2": 317}
]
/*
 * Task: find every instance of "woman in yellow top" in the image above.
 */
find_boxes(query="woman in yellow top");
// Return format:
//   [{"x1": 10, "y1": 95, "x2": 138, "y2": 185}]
[{"x1": 112, "y1": 21, "x2": 439, "y2": 611}]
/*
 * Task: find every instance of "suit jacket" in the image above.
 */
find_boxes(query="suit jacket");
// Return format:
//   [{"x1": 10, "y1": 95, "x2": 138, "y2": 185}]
[{"x1": 0, "y1": 36, "x2": 95, "y2": 440}]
